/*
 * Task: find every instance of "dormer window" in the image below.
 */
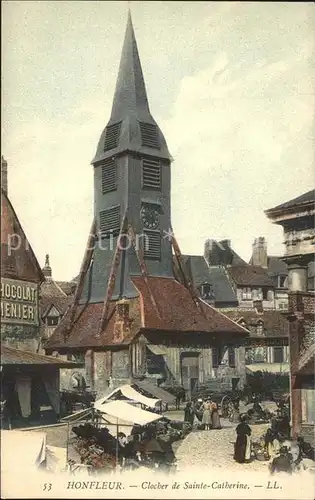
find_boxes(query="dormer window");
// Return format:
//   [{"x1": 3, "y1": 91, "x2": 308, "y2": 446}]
[
  {"x1": 278, "y1": 275, "x2": 287, "y2": 288},
  {"x1": 199, "y1": 282, "x2": 214, "y2": 301}
]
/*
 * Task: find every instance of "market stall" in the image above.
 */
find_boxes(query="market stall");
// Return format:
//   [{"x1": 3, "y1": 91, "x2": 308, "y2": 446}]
[
  {"x1": 94, "y1": 384, "x2": 161, "y2": 411},
  {"x1": 1, "y1": 430, "x2": 47, "y2": 472}
]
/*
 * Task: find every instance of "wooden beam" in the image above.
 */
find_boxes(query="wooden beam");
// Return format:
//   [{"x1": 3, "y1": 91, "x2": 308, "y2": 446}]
[
  {"x1": 128, "y1": 223, "x2": 161, "y2": 319},
  {"x1": 170, "y1": 227, "x2": 203, "y2": 308},
  {"x1": 97, "y1": 212, "x2": 128, "y2": 337},
  {"x1": 66, "y1": 217, "x2": 97, "y2": 330}
]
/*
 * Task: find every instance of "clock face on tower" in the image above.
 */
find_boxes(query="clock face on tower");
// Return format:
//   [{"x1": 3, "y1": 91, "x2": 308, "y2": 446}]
[{"x1": 140, "y1": 205, "x2": 159, "y2": 229}]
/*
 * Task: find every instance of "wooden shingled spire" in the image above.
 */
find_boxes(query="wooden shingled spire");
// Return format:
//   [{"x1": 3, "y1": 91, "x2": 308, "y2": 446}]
[{"x1": 97, "y1": 211, "x2": 128, "y2": 337}]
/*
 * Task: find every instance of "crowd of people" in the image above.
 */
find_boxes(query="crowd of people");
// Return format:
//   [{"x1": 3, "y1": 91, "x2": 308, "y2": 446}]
[
  {"x1": 70, "y1": 418, "x2": 190, "y2": 474},
  {"x1": 233, "y1": 411, "x2": 314, "y2": 474},
  {"x1": 183, "y1": 398, "x2": 222, "y2": 430}
]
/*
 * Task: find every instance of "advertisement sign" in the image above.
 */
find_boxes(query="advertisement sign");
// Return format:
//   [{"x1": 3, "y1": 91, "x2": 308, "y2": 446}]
[{"x1": 0, "y1": 278, "x2": 39, "y2": 326}]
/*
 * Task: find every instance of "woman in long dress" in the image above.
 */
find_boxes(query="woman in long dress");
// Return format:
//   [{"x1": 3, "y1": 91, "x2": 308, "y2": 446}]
[
  {"x1": 184, "y1": 401, "x2": 194, "y2": 426},
  {"x1": 234, "y1": 415, "x2": 252, "y2": 463},
  {"x1": 210, "y1": 401, "x2": 221, "y2": 429},
  {"x1": 202, "y1": 400, "x2": 211, "y2": 430}
]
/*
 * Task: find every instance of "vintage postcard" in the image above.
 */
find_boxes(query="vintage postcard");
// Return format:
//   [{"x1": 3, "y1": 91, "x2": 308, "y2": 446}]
[{"x1": 1, "y1": 1, "x2": 314, "y2": 499}]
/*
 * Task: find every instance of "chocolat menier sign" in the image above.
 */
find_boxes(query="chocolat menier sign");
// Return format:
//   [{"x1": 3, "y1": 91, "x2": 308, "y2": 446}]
[{"x1": 0, "y1": 278, "x2": 39, "y2": 326}]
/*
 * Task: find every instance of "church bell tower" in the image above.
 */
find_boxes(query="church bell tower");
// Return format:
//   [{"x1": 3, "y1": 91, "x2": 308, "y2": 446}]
[{"x1": 80, "y1": 11, "x2": 174, "y2": 304}]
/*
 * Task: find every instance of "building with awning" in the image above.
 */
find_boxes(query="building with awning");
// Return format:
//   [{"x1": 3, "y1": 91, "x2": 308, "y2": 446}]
[
  {"x1": 1, "y1": 345, "x2": 82, "y2": 429},
  {"x1": 62, "y1": 399, "x2": 162, "y2": 437}
]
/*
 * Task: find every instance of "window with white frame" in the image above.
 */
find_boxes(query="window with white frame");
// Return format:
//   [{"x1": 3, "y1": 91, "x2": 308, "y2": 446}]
[
  {"x1": 241, "y1": 287, "x2": 252, "y2": 300},
  {"x1": 256, "y1": 322, "x2": 264, "y2": 335}
]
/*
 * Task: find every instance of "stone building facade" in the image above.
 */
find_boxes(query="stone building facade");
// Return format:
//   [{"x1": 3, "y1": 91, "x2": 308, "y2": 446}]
[{"x1": 266, "y1": 189, "x2": 315, "y2": 443}]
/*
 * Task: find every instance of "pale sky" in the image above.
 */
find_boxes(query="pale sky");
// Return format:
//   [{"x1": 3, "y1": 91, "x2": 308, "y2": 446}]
[{"x1": 2, "y1": 1, "x2": 314, "y2": 281}]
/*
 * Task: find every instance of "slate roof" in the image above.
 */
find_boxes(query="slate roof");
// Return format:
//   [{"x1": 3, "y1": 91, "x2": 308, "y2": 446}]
[
  {"x1": 1, "y1": 345, "x2": 81, "y2": 367},
  {"x1": 267, "y1": 256, "x2": 288, "y2": 277},
  {"x1": 45, "y1": 277, "x2": 248, "y2": 350},
  {"x1": 179, "y1": 254, "x2": 238, "y2": 305},
  {"x1": 227, "y1": 265, "x2": 275, "y2": 287},
  {"x1": 1, "y1": 189, "x2": 44, "y2": 283},
  {"x1": 222, "y1": 309, "x2": 289, "y2": 338},
  {"x1": 207, "y1": 266, "x2": 238, "y2": 305},
  {"x1": 266, "y1": 189, "x2": 315, "y2": 213}
]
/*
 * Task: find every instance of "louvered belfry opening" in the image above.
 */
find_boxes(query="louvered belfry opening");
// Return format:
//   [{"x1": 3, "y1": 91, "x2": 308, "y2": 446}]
[
  {"x1": 143, "y1": 230, "x2": 161, "y2": 260},
  {"x1": 142, "y1": 158, "x2": 161, "y2": 190},
  {"x1": 104, "y1": 122, "x2": 122, "y2": 151},
  {"x1": 139, "y1": 122, "x2": 160, "y2": 149},
  {"x1": 99, "y1": 205, "x2": 121, "y2": 237},
  {"x1": 101, "y1": 158, "x2": 117, "y2": 193}
]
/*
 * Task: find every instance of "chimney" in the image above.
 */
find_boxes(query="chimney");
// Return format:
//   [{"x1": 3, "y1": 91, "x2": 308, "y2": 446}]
[
  {"x1": 253, "y1": 299, "x2": 263, "y2": 314},
  {"x1": 1, "y1": 156, "x2": 8, "y2": 195},
  {"x1": 113, "y1": 299, "x2": 130, "y2": 342},
  {"x1": 251, "y1": 237, "x2": 268, "y2": 268},
  {"x1": 220, "y1": 239, "x2": 231, "y2": 248},
  {"x1": 204, "y1": 239, "x2": 214, "y2": 263}
]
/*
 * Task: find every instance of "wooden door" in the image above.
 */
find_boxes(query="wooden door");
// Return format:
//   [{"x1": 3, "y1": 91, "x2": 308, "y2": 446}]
[{"x1": 181, "y1": 354, "x2": 199, "y2": 399}]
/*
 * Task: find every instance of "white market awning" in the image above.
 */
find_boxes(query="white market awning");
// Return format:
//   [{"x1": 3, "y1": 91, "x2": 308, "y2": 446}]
[
  {"x1": 1, "y1": 430, "x2": 46, "y2": 472},
  {"x1": 94, "y1": 384, "x2": 161, "y2": 409},
  {"x1": 93, "y1": 400, "x2": 162, "y2": 427}
]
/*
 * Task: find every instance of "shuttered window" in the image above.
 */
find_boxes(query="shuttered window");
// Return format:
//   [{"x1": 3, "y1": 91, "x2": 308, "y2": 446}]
[
  {"x1": 228, "y1": 348, "x2": 236, "y2": 367},
  {"x1": 104, "y1": 122, "x2": 122, "y2": 151},
  {"x1": 99, "y1": 205, "x2": 120, "y2": 237},
  {"x1": 139, "y1": 122, "x2": 160, "y2": 149},
  {"x1": 101, "y1": 158, "x2": 117, "y2": 193},
  {"x1": 143, "y1": 230, "x2": 161, "y2": 260},
  {"x1": 142, "y1": 158, "x2": 161, "y2": 190}
]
